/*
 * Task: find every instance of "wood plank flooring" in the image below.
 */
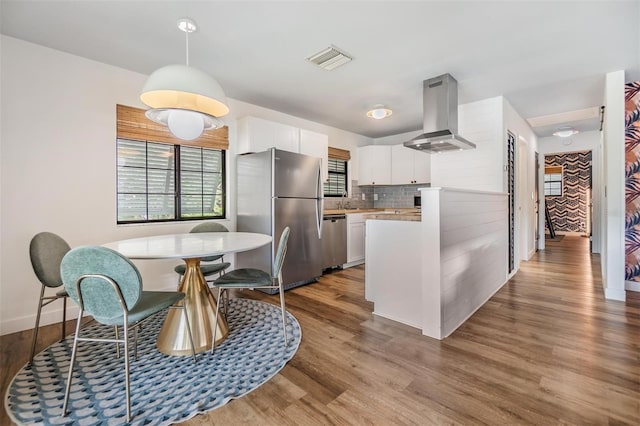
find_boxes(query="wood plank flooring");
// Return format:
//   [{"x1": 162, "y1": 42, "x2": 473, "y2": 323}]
[{"x1": 2, "y1": 236, "x2": 639, "y2": 425}]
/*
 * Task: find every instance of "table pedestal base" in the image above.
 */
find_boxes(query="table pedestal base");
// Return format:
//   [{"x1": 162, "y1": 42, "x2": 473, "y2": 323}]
[{"x1": 157, "y1": 258, "x2": 228, "y2": 355}]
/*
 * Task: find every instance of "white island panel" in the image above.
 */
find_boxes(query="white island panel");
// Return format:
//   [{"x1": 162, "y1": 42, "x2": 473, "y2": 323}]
[{"x1": 365, "y1": 219, "x2": 422, "y2": 328}]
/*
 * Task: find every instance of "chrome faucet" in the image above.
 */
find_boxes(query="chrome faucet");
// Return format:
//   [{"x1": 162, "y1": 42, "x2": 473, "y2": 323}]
[{"x1": 340, "y1": 190, "x2": 348, "y2": 209}]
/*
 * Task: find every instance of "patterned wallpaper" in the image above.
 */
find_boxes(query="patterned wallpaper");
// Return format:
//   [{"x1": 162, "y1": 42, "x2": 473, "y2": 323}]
[
  {"x1": 624, "y1": 82, "x2": 640, "y2": 282},
  {"x1": 544, "y1": 152, "x2": 591, "y2": 233}
]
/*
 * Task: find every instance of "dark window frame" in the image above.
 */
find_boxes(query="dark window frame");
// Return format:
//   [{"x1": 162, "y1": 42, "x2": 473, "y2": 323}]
[
  {"x1": 544, "y1": 167, "x2": 563, "y2": 197},
  {"x1": 324, "y1": 158, "x2": 348, "y2": 197},
  {"x1": 117, "y1": 138, "x2": 226, "y2": 224}
]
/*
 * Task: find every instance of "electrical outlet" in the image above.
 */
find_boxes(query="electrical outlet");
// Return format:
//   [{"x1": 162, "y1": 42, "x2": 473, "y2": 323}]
[
  {"x1": 374, "y1": 194, "x2": 378, "y2": 201},
  {"x1": 361, "y1": 193, "x2": 365, "y2": 200}
]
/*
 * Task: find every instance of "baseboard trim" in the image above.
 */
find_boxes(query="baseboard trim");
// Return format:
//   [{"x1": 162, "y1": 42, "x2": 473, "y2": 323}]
[
  {"x1": 604, "y1": 287, "x2": 626, "y2": 301},
  {"x1": 1, "y1": 305, "x2": 80, "y2": 336}
]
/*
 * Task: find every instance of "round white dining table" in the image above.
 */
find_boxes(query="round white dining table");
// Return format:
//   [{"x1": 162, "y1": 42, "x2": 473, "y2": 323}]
[{"x1": 103, "y1": 232, "x2": 272, "y2": 355}]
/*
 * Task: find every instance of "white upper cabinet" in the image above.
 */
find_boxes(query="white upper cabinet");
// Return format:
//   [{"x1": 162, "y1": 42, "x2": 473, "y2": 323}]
[
  {"x1": 358, "y1": 145, "x2": 391, "y2": 185},
  {"x1": 237, "y1": 116, "x2": 299, "y2": 154},
  {"x1": 299, "y1": 129, "x2": 329, "y2": 182},
  {"x1": 391, "y1": 145, "x2": 431, "y2": 185}
]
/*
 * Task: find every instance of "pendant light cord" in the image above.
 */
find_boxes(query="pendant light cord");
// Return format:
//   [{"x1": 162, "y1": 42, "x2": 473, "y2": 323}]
[{"x1": 185, "y1": 30, "x2": 189, "y2": 66}]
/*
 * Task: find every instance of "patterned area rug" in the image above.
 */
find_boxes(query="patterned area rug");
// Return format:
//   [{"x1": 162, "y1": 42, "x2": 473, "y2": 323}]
[{"x1": 5, "y1": 298, "x2": 301, "y2": 425}]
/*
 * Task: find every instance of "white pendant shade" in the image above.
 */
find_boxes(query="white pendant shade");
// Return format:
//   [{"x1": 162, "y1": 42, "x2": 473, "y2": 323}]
[
  {"x1": 140, "y1": 64, "x2": 229, "y2": 118},
  {"x1": 140, "y1": 19, "x2": 229, "y2": 141},
  {"x1": 167, "y1": 109, "x2": 205, "y2": 140}
]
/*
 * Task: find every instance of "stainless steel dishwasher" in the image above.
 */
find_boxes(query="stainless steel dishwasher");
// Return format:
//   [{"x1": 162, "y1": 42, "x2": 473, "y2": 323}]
[{"x1": 322, "y1": 214, "x2": 347, "y2": 270}]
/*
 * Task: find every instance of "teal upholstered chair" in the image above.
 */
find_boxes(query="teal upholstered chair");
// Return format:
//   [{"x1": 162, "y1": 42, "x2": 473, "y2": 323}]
[
  {"x1": 28, "y1": 232, "x2": 71, "y2": 363},
  {"x1": 174, "y1": 222, "x2": 231, "y2": 283},
  {"x1": 175, "y1": 222, "x2": 232, "y2": 316},
  {"x1": 212, "y1": 227, "x2": 290, "y2": 351},
  {"x1": 60, "y1": 246, "x2": 196, "y2": 422}
]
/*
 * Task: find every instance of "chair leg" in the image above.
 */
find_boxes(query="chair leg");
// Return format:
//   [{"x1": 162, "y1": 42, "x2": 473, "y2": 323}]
[
  {"x1": 211, "y1": 287, "x2": 223, "y2": 354},
  {"x1": 115, "y1": 326, "x2": 120, "y2": 359},
  {"x1": 60, "y1": 296, "x2": 67, "y2": 342},
  {"x1": 29, "y1": 286, "x2": 46, "y2": 364},
  {"x1": 62, "y1": 308, "x2": 84, "y2": 418},
  {"x1": 278, "y1": 287, "x2": 288, "y2": 347},
  {"x1": 133, "y1": 324, "x2": 138, "y2": 361},
  {"x1": 180, "y1": 306, "x2": 197, "y2": 363},
  {"x1": 123, "y1": 322, "x2": 132, "y2": 422}
]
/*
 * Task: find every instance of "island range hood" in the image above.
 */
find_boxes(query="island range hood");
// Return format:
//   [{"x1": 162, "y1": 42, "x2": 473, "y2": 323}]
[{"x1": 404, "y1": 73, "x2": 476, "y2": 153}]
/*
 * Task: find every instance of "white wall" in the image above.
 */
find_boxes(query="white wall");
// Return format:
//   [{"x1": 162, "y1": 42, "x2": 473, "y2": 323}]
[
  {"x1": 537, "y1": 130, "x2": 602, "y2": 253},
  {"x1": 602, "y1": 70, "x2": 626, "y2": 300},
  {"x1": 430, "y1": 97, "x2": 504, "y2": 192},
  {"x1": 0, "y1": 35, "x2": 368, "y2": 334},
  {"x1": 420, "y1": 188, "x2": 508, "y2": 339}
]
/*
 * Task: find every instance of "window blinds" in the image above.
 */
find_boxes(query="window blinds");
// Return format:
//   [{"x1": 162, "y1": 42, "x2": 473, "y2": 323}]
[{"x1": 116, "y1": 104, "x2": 229, "y2": 150}]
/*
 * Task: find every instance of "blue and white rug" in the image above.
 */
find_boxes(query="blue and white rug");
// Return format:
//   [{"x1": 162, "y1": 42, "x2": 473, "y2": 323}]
[{"x1": 5, "y1": 298, "x2": 301, "y2": 425}]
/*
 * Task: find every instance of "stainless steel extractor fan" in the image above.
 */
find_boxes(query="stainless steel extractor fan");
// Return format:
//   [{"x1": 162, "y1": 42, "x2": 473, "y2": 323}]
[{"x1": 404, "y1": 73, "x2": 476, "y2": 153}]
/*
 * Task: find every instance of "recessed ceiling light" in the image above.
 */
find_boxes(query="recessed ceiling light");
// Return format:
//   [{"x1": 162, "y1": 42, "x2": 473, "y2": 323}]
[
  {"x1": 366, "y1": 105, "x2": 392, "y2": 120},
  {"x1": 553, "y1": 127, "x2": 579, "y2": 138}
]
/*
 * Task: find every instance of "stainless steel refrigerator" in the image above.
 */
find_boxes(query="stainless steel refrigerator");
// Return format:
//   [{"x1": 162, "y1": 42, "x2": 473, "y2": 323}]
[{"x1": 236, "y1": 148, "x2": 323, "y2": 292}]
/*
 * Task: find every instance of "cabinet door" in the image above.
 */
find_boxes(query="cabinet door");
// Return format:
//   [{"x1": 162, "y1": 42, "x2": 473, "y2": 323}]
[
  {"x1": 358, "y1": 145, "x2": 391, "y2": 185},
  {"x1": 299, "y1": 129, "x2": 329, "y2": 182},
  {"x1": 391, "y1": 145, "x2": 416, "y2": 184},
  {"x1": 237, "y1": 116, "x2": 299, "y2": 154},
  {"x1": 348, "y1": 222, "x2": 366, "y2": 263},
  {"x1": 413, "y1": 150, "x2": 431, "y2": 184}
]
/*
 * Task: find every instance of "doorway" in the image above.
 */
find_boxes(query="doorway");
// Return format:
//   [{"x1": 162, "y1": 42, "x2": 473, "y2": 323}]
[{"x1": 543, "y1": 150, "x2": 592, "y2": 239}]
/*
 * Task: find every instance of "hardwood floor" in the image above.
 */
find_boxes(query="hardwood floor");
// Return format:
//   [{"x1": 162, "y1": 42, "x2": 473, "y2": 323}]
[{"x1": 2, "y1": 236, "x2": 639, "y2": 425}]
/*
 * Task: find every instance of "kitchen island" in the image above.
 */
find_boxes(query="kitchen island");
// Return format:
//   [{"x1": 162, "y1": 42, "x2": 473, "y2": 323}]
[{"x1": 365, "y1": 187, "x2": 508, "y2": 339}]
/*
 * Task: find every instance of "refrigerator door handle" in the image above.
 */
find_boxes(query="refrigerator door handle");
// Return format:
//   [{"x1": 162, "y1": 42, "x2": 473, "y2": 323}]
[
  {"x1": 317, "y1": 197, "x2": 324, "y2": 238},
  {"x1": 316, "y1": 163, "x2": 324, "y2": 239}
]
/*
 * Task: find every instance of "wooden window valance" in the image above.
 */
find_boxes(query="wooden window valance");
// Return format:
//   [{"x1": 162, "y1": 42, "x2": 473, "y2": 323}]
[
  {"x1": 328, "y1": 146, "x2": 351, "y2": 161},
  {"x1": 116, "y1": 104, "x2": 229, "y2": 150},
  {"x1": 545, "y1": 166, "x2": 563, "y2": 175}
]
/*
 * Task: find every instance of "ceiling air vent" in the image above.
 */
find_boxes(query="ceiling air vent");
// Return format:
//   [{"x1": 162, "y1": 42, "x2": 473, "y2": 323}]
[{"x1": 306, "y1": 45, "x2": 353, "y2": 71}]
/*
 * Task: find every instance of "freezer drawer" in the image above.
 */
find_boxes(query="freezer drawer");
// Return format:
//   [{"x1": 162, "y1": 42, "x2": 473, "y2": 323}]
[{"x1": 322, "y1": 214, "x2": 347, "y2": 269}]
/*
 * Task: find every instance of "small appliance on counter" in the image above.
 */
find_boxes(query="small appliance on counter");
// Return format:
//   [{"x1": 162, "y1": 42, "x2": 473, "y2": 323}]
[{"x1": 414, "y1": 195, "x2": 421, "y2": 211}]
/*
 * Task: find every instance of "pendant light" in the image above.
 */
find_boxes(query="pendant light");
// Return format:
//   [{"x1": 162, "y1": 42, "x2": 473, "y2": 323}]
[{"x1": 141, "y1": 18, "x2": 229, "y2": 140}]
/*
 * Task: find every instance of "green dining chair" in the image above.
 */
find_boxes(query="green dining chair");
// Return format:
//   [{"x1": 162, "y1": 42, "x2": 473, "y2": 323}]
[
  {"x1": 174, "y1": 222, "x2": 231, "y2": 283},
  {"x1": 174, "y1": 221, "x2": 232, "y2": 316},
  {"x1": 211, "y1": 227, "x2": 290, "y2": 352},
  {"x1": 60, "y1": 246, "x2": 196, "y2": 422},
  {"x1": 28, "y1": 232, "x2": 71, "y2": 364}
]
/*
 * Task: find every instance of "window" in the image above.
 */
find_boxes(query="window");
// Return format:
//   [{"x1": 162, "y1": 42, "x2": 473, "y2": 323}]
[
  {"x1": 117, "y1": 139, "x2": 225, "y2": 223},
  {"x1": 324, "y1": 159, "x2": 348, "y2": 197},
  {"x1": 544, "y1": 166, "x2": 563, "y2": 196}
]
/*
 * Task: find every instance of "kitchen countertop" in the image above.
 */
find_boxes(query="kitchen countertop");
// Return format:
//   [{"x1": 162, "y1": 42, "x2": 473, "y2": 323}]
[
  {"x1": 365, "y1": 211, "x2": 421, "y2": 222},
  {"x1": 323, "y1": 208, "x2": 421, "y2": 221},
  {"x1": 323, "y1": 208, "x2": 384, "y2": 215}
]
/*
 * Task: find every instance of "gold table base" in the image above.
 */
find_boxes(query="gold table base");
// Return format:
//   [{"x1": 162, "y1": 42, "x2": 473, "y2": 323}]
[{"x1": 157, "y1": 258, "x2": 228, "y2": 355}]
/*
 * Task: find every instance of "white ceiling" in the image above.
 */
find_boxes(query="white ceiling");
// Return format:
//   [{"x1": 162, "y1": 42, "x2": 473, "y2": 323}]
[{"x1": 1, "y1": 1, "x2": 638, "y2": 139}]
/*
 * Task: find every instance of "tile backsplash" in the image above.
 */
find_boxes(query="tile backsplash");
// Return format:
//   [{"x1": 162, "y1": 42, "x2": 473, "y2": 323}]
[
  {"x1": 324, "y1": 181, "x2": 429, "y2": 209},
  {"x1": 324, "y1": 181, "x2": 374, "y2": 209},
  {"x1": 373, "y1": 184, "x2": 428, "y2": 208}
]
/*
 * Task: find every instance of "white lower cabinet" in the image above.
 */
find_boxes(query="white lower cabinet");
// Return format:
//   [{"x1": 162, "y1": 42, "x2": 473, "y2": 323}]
[{"x1": 345, "y1": 213, "x2": 366, "y2": 267}]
